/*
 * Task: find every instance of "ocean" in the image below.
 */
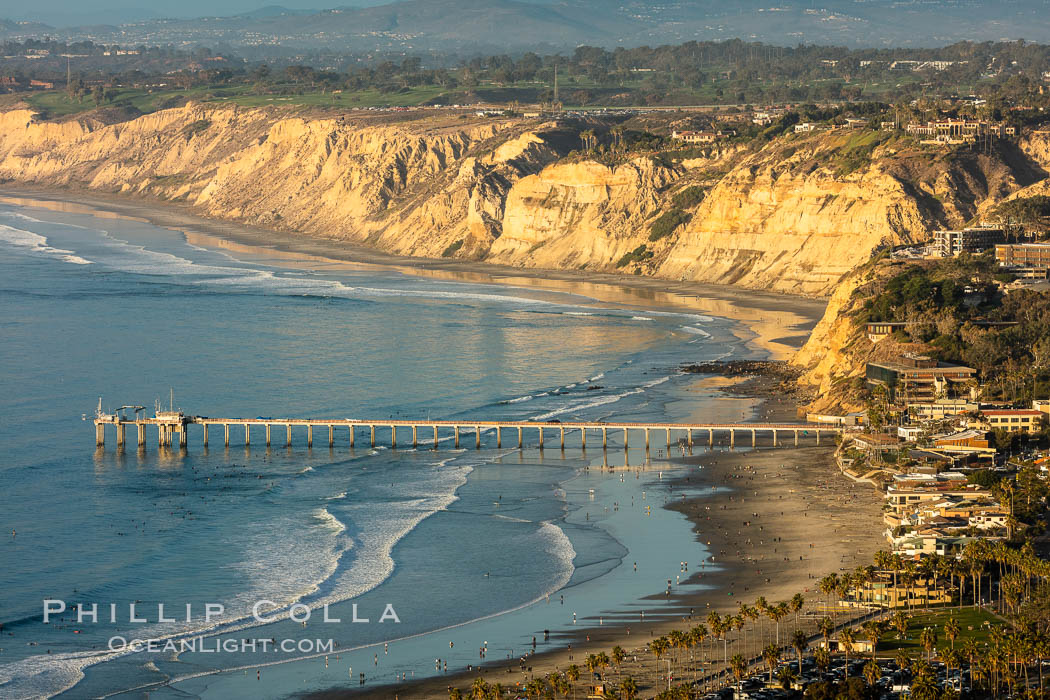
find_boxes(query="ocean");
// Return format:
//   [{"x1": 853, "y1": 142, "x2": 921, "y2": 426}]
[{"x1": 0, "y1": 197, "x2": 763, "y2": 698}]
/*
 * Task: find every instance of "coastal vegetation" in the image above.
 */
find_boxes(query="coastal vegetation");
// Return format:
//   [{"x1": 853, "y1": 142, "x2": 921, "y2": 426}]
[{"x1": 9, "y1": 38, "x2": 1050, "y2": 119}]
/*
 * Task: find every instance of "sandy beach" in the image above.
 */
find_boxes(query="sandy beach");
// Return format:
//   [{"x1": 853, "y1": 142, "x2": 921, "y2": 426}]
[
  {"x1": 308, "y1": 440, "x2": 883, "y2": 699},
  {"x1": 0, "y1": 185, "x2": 825, "y2": 363}
]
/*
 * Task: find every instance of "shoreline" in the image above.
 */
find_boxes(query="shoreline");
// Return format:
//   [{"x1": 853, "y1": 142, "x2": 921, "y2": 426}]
[
  {"x1": 0, "y1": 184, "x2": 826, "y2": 363},
  {"x1": 306, "y1": 377, "x2": 884, "y2": 700},
  {"x1": 312, "y1": 445, "x2": 884, "y2": 700}
]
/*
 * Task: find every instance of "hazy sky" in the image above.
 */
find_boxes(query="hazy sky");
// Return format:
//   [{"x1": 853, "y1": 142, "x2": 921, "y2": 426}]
[{"x1": 0, "y1": 1, "x2": 380, "y2": 26}]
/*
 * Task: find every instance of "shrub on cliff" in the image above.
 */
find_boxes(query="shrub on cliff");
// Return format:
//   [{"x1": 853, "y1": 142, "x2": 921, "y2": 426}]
[
  {"x1": 616, "y1": 244, "x2": 653, "y2": 268},
  {"x1": 648, "y1": 208, "x2": 691, "y2": 241}
]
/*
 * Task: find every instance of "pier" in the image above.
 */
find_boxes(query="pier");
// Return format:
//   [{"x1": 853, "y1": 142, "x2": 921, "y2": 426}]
[{"x1": 93, "y1": 408, "x2": 846, "y2": 451}]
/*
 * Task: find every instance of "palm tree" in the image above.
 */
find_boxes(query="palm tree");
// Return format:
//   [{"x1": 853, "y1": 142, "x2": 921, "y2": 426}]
[
  {"x1": 611, "y1": 646, "x2": 626, "y2": 683},
  {"x1": 763, "y1": 643, "x2": 781, "y2": 684},
  {"x1": 690, "y1": 623, "x2": 709, "y2": 683},
  {"x1": 524, "y1": 679, "x2": 543, "y2": 699},
  {"x1": 730, "y1": 653, "x2": 747, "y2": 692},
  {"x1": 770, "y1": 603, "x2": 789, "y2": 646},
  {"x1": 566, "y1": 664, "x2": 580, "y2": 700},
  {"x1": 817, "y1": 616, "x2": 834, "y2": 650},
  {"x1": 777, "y1": 665, "x2": 798, "y2": 691},
  {"x1": 667, "y1": 629, "x2": 686, "y2": 675},
  {"x1": 450, "y1": 688, "x2": 464, "y2": 700},
  {"x1": 790, "y1": 593, "x2": 805, "y2": 627},
  {"x1": 471, "y1": 677, "x2": 490, "y2": 699},
  {"x1": 863, "y1": 658, "x2": 881, "y2": 687},
  {"x1": 919, "y1": 627, "x2": 938, "y2": 663},
  {"x1": 814, "y1": 647, "x2": 831, "y2": 678},
  {"x1": 861, "y1": 620, "x2": 884, "y2": 661},
  {"x1": 619, "y1": 676, "x2": 638, "y2": 700},
  {"x1": 791, "y1": 629, "x2": 809, "y2": 673},
  {"x1": 839, "y1": 628, "x2": 856, "y2": 679},
  {"x1": 892, "y1": 611, "x2": 909, "y2": 639},
  {"x1": 586, "y1": 653, "x2": 599, "y2": 681},
  {"x1": 944, "y1": 616, "x2": 960, "y2": 650},
  {"x1": 819, "y1": 574, "x2": 839, "y2": 616},
  {"x1": 650, "y1": 637, "x2": 669, "y2": 676},
  {"x1": 596, "y1": 651, "x2": 610, "y2": 680}
]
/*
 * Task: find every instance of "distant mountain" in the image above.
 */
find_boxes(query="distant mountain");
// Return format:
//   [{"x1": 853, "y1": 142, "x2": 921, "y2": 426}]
[{"x1": 3, "y1": 0, "x2": 1050, "y2": 49}]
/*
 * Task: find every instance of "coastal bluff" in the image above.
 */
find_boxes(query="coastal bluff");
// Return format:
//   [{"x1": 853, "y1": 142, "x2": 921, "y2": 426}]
[{"x1": 0, "y1": 104, "x2": 1041, "y2": 296}]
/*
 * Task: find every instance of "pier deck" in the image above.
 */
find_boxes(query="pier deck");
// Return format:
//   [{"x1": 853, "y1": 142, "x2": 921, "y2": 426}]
[{"x1": 93, "y1": 413, "x2": 847, "y2": 450}]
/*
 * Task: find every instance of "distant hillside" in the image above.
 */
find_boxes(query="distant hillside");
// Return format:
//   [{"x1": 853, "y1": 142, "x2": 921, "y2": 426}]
[{"x1": 4, "y1": 0, "x2": 1050, "y2": 50}]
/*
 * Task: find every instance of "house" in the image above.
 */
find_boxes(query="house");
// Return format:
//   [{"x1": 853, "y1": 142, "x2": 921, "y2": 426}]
[
  {"x1": 931, "y1": 429, "x2": 994, "y2": 452},
  {"x1": 977, "y1": 409, "x2": 1045, "y2": 433},
  {"x1": 932, "y1": 226, "x2": 1005, "y2": 257},
  {"x1": 841, "y1": 571, "x2": 953, "y2": 609},
  {"x1": 671, "y1": 130, "x2": 730, "y2": 144},
  {"x1": 996, "y1": 243, "x2": 1050, "y2": 269},
  {"x1": 907, "y1": 400, "x2": 978, "y2": 420},
  {"x1": 807, "y1": 412, "x2": 866, "y2": 426},
  {"x1": 866, "y1": 354, "x2": 977, "y2": 404},
  {"x1": 898, "y1": 426, "x2": 924, "y2": 441},
  {"x1": 866, "y1": 321, "x2": 907, "y2": 342},
  {"x1": 853, "y1": 433, "x2": 902, "y2": 453}
]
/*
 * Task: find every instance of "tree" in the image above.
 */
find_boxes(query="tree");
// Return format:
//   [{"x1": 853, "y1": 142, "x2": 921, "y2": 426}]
[
  {"x1": 839, "y1": 628, "x2": 856, "y2": 679},
  {"x1": 791, "y1": 593, "x2": 805, "y2": 626},
  {"x1": 650, "y1": 637, "x2": 670, "y2": 676},
  {"x1": 863, "y1": 658, "x2": 880, "y2": 687},
  {"x1": 944, "y1": 616, "x2": 960, "y2": 650},
  {"x1": 763, "y1": 643, "x2": 781, "y2": 684},
  {"x1": 891, "y1": 611, "x2": 909, "y2": 639},
  {"x1": 566, "y1": 664, "x2": 580, "y2": 700},
  {"x1": 620, "y1": 676, "x2": 638, "y2": 700},
  {"x1": 814, "y1": 647, "x2": 832, "y2": 678},
  {"x1": 731, "y1": 653, "x2": 747, "y2": 691},
  {"x1": 777, "y1": 664, "x2": 799, "y2": 691},
  {"x1": 818, "y1": 616, "x2": 835, "y2": 649},
  {"x1": 611, "y1": 646, "x2": 626, "y2": 683},
  {"x1": 792, "y1": 629, "x2": 809, "y2": 673},
  {"x1": 919, "y1": 627, "x2": 938, "y2": 663},
  {"x1": 861, "y1": 620, "x2": 884, "y2": 660},
  {"x1": 471, "y1": 677, "x2": 490, "y2": 699}
]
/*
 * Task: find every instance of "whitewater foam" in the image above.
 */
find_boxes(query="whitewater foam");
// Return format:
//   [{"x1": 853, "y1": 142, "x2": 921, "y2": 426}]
[{"x1": 0, "y1": 224, "x2": 92, "y2": 265}]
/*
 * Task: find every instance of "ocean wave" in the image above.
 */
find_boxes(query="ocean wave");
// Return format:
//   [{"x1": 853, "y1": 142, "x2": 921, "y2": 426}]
[
  {"x1": 680, "y1": 326, "x2": 711, "y2": 338},
  {"x1": 631, "y1": 316, "x2": 653, "y2": 321},
  {"x1": 0, "y1": 224, "x2": 92, "y2": 265},
  {"x1": 529, "y1": 373, "x2": 674, "y2": 421},
  {"x1": 99, "y1": 518, "x2": 577, "y2": 700}
]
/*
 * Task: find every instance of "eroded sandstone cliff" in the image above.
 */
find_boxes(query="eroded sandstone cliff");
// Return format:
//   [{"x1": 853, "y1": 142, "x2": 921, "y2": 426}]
[{"x1": 0, "y1": 104, "x2": 1043, "y2": 299}]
